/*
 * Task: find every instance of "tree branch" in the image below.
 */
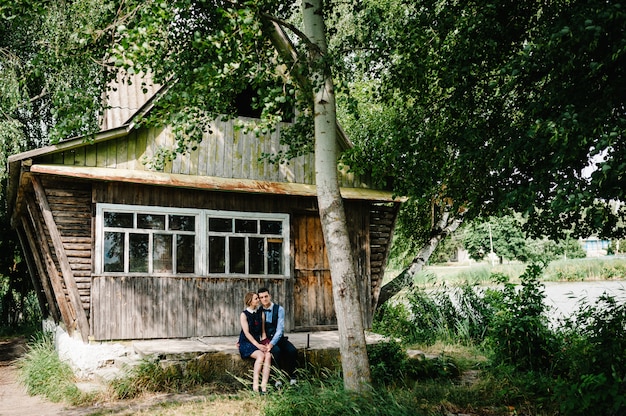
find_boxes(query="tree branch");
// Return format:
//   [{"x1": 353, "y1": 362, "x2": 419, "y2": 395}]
[
  {"x1": 259, "y1": 11, "x2": 323, "y2": 56},
  {"x1": 376, "y1": 209, "x2": 466, "y2": 307}
]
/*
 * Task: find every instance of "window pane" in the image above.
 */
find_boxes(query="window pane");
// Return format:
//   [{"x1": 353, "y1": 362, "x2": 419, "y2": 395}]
[
  {"x1": 249, "y1": 237, "x2": 264, "y2": 274},
  {"x1": 268, "y1": 240, "x2": 283, "y2": 275},
  {"x1": 209, "y1": 218, "x2": 232, "y2": 232},
  {"x1": 138, "y1": 213, "x2": 165, "y2": 230},
  {"x1": 104, "y1": 212, "x2": 133, "y2": 228},
  {"x1": 260, "y1": 220, "x2": 282, "y2": 235},
  {"x1": 129, "y1": 233, "x2": 149, "y2": 273},
  {"x1": 176, "y1": 235, "x2": 195, "y2": 273},
  {"x1": 104, "y1": 232, "x2": 124, "y2": 272},
  {"x1": 209, "y1": 236, "x2": 226, "y2": 273},
  {"x1": 229, "y1": 237, "x2": 245, "y2": 273},
  {"x1": 169, "y1": 215, "x2": 195, "y2": 231},
  {"x1": 153, "y1": 234, "x2": 173, "y2": 273},
  {"x1": 235, "y1": 219, "x2": 257, "y2": 233}
]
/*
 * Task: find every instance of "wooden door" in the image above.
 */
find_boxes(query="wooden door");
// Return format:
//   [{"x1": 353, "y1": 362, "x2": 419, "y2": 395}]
[{"x1": 293, "y1": 213, "x2": 336, "y2": 330}]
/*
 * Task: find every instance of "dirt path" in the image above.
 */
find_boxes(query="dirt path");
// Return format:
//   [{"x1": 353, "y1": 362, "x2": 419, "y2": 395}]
[
  {"x1": 0, "y1": 337, "x2": 246, "y2": 416},
  {"x1": 0, "y1": 337, "x2": 69, "y2": 416}
]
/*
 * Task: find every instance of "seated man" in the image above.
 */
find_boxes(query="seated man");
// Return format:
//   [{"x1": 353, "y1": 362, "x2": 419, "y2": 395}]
[{"x1": 258, "y1": 287, "x2": 298, "y2": 385}]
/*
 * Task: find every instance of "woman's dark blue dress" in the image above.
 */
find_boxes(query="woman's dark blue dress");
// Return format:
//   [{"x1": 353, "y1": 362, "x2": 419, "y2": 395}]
[{"x1": 238, "y1": 309, "x2": 263, "y2": 358}]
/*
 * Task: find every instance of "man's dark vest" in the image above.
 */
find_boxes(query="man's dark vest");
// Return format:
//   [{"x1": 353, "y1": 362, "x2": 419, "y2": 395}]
[{"x1": 264, "y1": 304, "x2": 281, "y2": 339}]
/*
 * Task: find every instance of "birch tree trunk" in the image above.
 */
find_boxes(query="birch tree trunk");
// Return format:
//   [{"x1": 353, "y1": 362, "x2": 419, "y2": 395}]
[{"x1": 302, "y1": 0, "x2": 372, "y2": 392}]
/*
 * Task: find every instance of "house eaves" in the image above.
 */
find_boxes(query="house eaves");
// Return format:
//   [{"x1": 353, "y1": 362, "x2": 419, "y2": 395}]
[{"x1": 27, "y1": 164, "x2": 400, "y2": 202}]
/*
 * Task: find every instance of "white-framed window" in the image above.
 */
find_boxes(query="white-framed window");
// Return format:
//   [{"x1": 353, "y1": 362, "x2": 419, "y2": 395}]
[
  {"x1": 207, "y1": 212, "x2": 286, "y2": 275},
  {"x1": 95, "y1": 204, "x2": 289, "y2": 277}
]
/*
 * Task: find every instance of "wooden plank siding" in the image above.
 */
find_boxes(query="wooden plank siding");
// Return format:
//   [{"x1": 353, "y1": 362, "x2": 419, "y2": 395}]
[
  {"x1": 23, "y1": 194, "x2": 76, "y2": 333},
  {"x1": 91, "y1": 277, "x2": 290, "y2": 340},
  {"x1": 18, "y1": 216, "x2": 61, "y2": 323},
  {"x1": 8, "y1": 113, "x2": 399, "y2": 341},
  {"x1": 13, "y1": 173, "x2": 393, "y2": 340},
  {"x1": 293, "y1": 213, "x2": 334, "y2": 330},
  {"x1": 86, "y1": 182, "x2": 375, "y2": 340},
  {"x1": 40, "y1": 178, "x2": 93, "y2": 315},
  {"x1": 31, "y1": 176, "x2": 91, "y2": 339},
  {"x1": 39, "y1": 118, "x2": 369, "y2": 188}
]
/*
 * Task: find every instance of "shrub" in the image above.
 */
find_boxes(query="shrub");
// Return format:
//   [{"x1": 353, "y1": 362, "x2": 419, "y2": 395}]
[
  {"x1": 451, "y1": 282, "x2": 496, "y2": 344},
  {"x1": 367, "y1": 340, "x2": 409, "y2": 386},
  {"x1": 372, "y1": 301, "x2": 420, "y2": 343},
  {"x1": 553, "y1": 294, "x2": 626, "y2": 415},
  {"x1": 374, "y1": 281, "x2": 498, "y2": 347},
  {"x1": 483, "y1": 264, "x2": 559, "y2": 372}
]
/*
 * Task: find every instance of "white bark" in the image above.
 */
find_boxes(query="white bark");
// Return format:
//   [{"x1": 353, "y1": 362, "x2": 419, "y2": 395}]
[{"x1": 302, "y1": 0, "x2": 372, "y2": 391}]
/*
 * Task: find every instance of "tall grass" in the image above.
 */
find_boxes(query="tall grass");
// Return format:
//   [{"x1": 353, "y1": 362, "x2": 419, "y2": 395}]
[
  {"x1": 544, "y1": 257, "x2": 626, "y2": 281},
  {"x1": 263, "y1": 371, "x2": 422, "y2": 416},
  {"x1": 376, "y1": 262, "x2": 626, "y2": 416},
  {"x1": 385, "y1": 257, "x2": 626, "y2": 288},
  {"x1": 262, "y1": 366, "x2": 555, "y2": 416},
  {"x1": 15, "y1": 332, "x2": 88, "y2": 405}
]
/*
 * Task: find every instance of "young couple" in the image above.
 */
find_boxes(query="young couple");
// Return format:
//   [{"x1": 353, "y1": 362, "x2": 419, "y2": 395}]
[{"x1": 238, "y1": 287, "x2": 298, "y2": 394}]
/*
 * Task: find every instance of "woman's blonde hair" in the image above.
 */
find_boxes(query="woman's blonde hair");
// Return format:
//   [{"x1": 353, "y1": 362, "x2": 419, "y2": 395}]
[{"x1": 244, "y1": 292, "x2": 257, "y2": 307}]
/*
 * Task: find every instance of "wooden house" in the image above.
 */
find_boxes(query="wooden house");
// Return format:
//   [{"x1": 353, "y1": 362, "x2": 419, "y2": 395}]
[{"x1": 6, "y1": 80, "x2": 400, "y2": 342}]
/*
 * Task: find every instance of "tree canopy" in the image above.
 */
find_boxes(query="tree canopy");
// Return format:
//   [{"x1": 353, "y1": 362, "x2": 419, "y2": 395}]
[{"x1": 339, "y1": 0, "x2": 625, "y2": 241}]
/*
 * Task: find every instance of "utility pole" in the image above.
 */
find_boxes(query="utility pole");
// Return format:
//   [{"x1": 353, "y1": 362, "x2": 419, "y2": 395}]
[{"x1": 488, "y1": 223, "x2": 495, "y2": 266}]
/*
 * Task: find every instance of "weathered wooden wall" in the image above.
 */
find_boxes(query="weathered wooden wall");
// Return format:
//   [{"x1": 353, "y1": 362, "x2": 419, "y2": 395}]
[
  {"x1": 16, "y1": 176, "x2": 92, "y2": 339},
  {"x1": 13, "y1": 104, "x2": 399, "y2": 340},
  {"x1": 88, "y1": 182, "x2": 372, "y2": 339},
  {"x1": 16, "y1": 173, "x2": 396, "y2": 340},
  {"x1": 42, "y1": 120, "x2": 365, "y2": 188},
  {"x1": 91, "y1": 276, "x2": 290, "y2": 340},
  {"x1": 43, "y1": 181, "x2": 92, "y2": 311},
  {"x1": 368, "y1": 203, "x2": 399, "y2": 313}
]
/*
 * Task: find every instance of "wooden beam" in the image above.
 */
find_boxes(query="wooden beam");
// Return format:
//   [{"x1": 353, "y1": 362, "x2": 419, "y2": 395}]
[
  {"x1": 16, "y1": 224, "x2": 59, "y2": 322},
  {"x1": 9, "y1": 161, "x2": 33, "y2": 228},
  {"x1": 24, "y1": 197, "x2": 73, "y2": 330},
  {"x1": 31, "y1": 176, "x2": 90, "y2": 341},
  {"x1": 29, "y1": 164, "x2": 403, "y2": 202}
]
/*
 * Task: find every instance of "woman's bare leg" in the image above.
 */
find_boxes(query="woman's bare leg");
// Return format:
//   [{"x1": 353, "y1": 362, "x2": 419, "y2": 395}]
[
  {"x1": 261, "y1": 351, "x2": 272, "y2": 392},
  {"x1": 251, "y1": 351, "x2": 264, "y2": 392}
]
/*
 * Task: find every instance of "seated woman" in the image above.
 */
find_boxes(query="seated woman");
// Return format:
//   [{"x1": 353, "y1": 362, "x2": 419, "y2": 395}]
[{"x1": 238, "y1": 292, "x2": 272, "y2": 393}]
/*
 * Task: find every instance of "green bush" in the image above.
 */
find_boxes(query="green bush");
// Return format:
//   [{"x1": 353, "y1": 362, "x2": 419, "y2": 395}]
[
  {"x1": 451, "y1": 282, "x2": 496, "y2": 344},
  {"x1": 367, "y1": 340, "x2": 409, "y2": 386},
  {"x1": 374, "y1": 282, "x2": 496, "y2": 346},
  {"x1": 0, "y1": 276, "x2": 42, "y2": 334},
  {"x1": 372, "y1": 301, "x2": 420, "y2": 343},
  {"x1": 553, "y1": 294, "x2": 626, "y2": 416},
  {"x1": 483, "y1": 264, "x2": 559, "y2": 372}
]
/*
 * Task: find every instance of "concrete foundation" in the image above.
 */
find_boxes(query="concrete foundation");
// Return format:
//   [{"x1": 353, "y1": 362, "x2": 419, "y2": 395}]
[{"x1": 48, "y1": 320, "x2": 389, "y2": 387}]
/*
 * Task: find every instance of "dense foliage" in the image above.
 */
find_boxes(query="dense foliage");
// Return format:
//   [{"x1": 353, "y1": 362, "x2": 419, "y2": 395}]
[
  {"x1": 462, "y1": 215, "x2": 587, "y2": 264},
  {"x1": 374, "y1": 263, "x2": 626, "y2": 415},
  {"x1": 554, "y1": 294, "x2": 626, "y2": 415},
  {"x1": 339, "y1": 0, "x2": 625, "y2": 242}
]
